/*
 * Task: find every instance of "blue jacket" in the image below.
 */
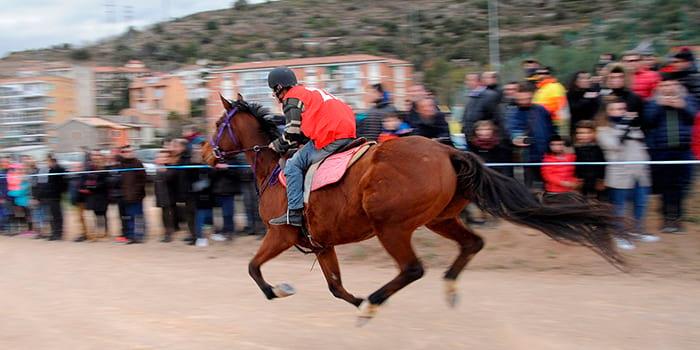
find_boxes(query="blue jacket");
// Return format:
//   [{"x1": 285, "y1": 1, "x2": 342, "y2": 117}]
[
  {"x1": 507, "y1": 104, "x2": 555, "y2": 162},
  {"x1": 643, "y1": 96, "x2": 697, "y2": 151}
]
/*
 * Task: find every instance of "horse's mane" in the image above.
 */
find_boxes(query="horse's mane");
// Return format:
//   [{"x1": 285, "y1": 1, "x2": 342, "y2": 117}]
[{"x1": 237, "y1": 100, "x2": 281, "y2": 140}]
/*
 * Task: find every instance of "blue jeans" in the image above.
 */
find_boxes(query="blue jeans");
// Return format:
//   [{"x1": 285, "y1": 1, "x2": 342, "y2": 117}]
[
  {"x1": 608, "y1": 182, "x2": 650, "y2": 232},
  {"x1": 124, "y1": 202, "x2": 145, "y2": 241},
  {"x1": 284, "y1": 139, "x2": 353, "y2": 210},
  {"x1": 217, "y1": 196, "x2": 234, "y2": 233},
  {"x1": 195, "y1": 208, "x2": 213, "y2": 239}
]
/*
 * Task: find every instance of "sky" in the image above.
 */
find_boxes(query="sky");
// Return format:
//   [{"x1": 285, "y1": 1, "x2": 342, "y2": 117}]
[{"x1": 0, "y1": 0, "x2": 267, "y2": 57}]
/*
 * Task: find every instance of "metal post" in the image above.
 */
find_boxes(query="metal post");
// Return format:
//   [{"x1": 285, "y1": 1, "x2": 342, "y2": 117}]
[{"x1": 488, "y1": 0, "x2": 501, "y2": 71}]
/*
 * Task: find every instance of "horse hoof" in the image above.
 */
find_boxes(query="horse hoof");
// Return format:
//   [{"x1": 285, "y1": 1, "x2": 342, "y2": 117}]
[
  {"x1": 356, "y1": 300, "x2": 378, "y2": 327},
  {"x1": 272, "y1": 283, "x2": 296, "y2": 298},
  {"x1": 445, "y1": 280, "x2": 459, "y2": 308}
]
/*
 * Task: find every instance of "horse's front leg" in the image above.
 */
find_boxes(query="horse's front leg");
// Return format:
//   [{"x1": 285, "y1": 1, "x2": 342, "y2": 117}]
[
  {"x1": 248, "y1": 228, "x2": 298, "y2": 300},
  {"x1": 316, "y1": 247, "x2": 364, "y2": 307}
]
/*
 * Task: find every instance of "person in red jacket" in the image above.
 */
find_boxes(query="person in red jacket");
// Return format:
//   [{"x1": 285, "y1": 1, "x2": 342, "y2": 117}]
[
  {"x1": 541, "y1": 134, "x2": 580, "y2": 193},
  {"x1": 266, "y1": 67, "x2": 357, "y2": 226},
  {"x1": 693, "y1": 112, "x2": 700, "y2": 160},
  {"x1": 622, "y1": 50, "x2": 661, "y2": 101}
]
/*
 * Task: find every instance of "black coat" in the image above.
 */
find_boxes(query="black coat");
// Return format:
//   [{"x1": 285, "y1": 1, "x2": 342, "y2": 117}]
[
  {"x1": 191, "y1": 166, "x2": 215, "y2": 209},
  {"x1": 45, "y1": 164, "x2": 67, "y2": 200},
  {"x1": 407, "y1": 111, "x2": 452, "y2": 145},
  {"x1": 574, "y1": 144, "x2": 606, "y2": 193},
  {"x1": 470, "y1": 140, "x2": 513, "y2": 177},
  {"x1": 212, "y1": 165, "x2": 240, "y2": 197},
  {"x1": 567, "y1": 89, "x2": 601, "y2": 131},
  {"x1": 84, "y1": 171, "x2": 109, "y2": 212},
  {"x1": 462, "y1": 88, "x2": 502, "y2": 137}
]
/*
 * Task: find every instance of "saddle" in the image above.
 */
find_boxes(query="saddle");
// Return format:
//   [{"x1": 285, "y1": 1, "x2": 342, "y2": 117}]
[{"x1": 279, "y1": 138, "x2": 375, "y2": 204}]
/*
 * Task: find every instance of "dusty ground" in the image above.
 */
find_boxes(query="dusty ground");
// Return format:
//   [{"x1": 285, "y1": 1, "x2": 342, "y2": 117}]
[{"x1": 1, "y1": 193, "x2": 699, "y2": 349}]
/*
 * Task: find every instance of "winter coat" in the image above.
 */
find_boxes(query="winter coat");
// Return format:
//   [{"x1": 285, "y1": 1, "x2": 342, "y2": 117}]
[
  {"x1": 574, "y1": 143, "x2": 606, "y2": 194},
  {"x1": 541, "y1": 153, "x2": 577, "y2": 193},
  {"x1": 643, "y1": 96, "x2": 697, "y2": 152},
  {"x1": 212, "y1": 165, "x2": 240, "y2": 197},
  {"x1": 692, "y1": 112, "x2": 700, "y2": 160},
  {"x1": 597, "y1": 124, "x2": 651, "y2": 189},
  {"x1": 632, "y1": 68, "x2": 662, "y2": 100},
  {"x1": 406, "y1": 111, "x2": 452, "y2": 144},
  {"x1": 469, "y1": 138, "x2": 513, "y2": 177},
  {"x1": 462, "y1": 87, "x2": 502, "y2": 137},
  {"x1": 567, "y1": 88, "x2": 600, "y2": 131},
  {"x1": 600, "y1": 88, "x2": 645, "y2": 118},
  {"x1": 665, "y1": 67, "x2": 700, "y2": 104},
  {"x1": 120, "y1": 158, "x2": 146, "y2": 203},
  {"x1": 507, "y1": 104, "x2": 555, "y2": 163},
  {"x1": 357, "y1": 100, "x2": 397, "y2": 142},
  {"x1": 154, "y1": 168, "x2": 172, "y2": 208},
  {"x1": 83, "y1": 171, "x2": 109, "y2": 212},
  {"x1": 191, "y1": 166, "x2": 215, "y2": 209},
  {"x1": 45, "y1": 165, "x2": 67, "y2": 200},
  {"x1": 8, "y1": 180, "x2": 31, "y2": 208},
  {"x1": 533, "y1": 78, "x2": 568, "y2": 122}
]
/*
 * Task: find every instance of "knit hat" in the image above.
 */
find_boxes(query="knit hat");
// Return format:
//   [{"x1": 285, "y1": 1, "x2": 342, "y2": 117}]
[{"x1": 674, "y1": 48, "x2": 695, "y2": 62}]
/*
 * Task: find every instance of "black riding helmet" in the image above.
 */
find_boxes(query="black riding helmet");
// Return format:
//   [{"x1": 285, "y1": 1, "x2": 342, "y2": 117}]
[{"x1": 268, "y1": 67, "x2": 298, "y2": 97}]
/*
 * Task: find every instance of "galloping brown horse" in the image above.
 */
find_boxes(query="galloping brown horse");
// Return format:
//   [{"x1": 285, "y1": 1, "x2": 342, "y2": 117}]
[{"x1": 202, "y1": 95, "x2": 624, "y2": 323}]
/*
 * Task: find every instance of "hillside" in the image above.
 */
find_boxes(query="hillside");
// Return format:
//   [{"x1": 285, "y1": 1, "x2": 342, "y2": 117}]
[{"x1": 3, "y1": 0, "x2": 698, "y2": 103}]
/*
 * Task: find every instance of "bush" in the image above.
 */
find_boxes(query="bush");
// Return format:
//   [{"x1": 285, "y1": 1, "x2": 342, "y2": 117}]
[
  {"x1": 205, "y1": 20, "x2": 219, "y2": 31},
  {"x1": 69, "y1": 49, "x2": 91, "y2": 61}
]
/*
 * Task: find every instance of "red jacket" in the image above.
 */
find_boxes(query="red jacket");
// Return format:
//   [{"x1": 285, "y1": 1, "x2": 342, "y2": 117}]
[
  {"x1": 632, "y1": 68, "x2": 661, "y2": 101},
  {"x1": 541, "y1": 153, "x2": 578, "y2": 193},
  {"x1": 692, "y1": 112, "x2": 700, "y2": 160},
  {"x1": 284, "y1": 85, "x2": 356, "y2": 149}
]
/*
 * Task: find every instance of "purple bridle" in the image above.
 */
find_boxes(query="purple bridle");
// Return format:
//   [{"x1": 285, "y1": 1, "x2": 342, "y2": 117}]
[{"x1": 209, "y1": 105, "x2": 278, "y2": 195}]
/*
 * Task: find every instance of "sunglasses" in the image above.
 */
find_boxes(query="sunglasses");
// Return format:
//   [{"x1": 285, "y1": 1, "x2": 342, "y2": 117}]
[{"x1": 623, "y1": 59, "x2": 640, "y2": 63}]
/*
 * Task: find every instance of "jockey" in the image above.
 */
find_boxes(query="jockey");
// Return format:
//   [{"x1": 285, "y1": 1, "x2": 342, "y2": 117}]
[{"x1": 267, "y1": 67, "x2": 357, "y2": 226}]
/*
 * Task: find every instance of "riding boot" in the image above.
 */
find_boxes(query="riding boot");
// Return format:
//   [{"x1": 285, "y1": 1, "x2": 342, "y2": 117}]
[{"x1": 269, "y1": 209, "x2": 303, "y2": 227}]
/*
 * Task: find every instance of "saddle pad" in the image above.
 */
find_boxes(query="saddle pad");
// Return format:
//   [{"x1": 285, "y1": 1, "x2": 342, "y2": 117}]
[{"x1": 278, "y1": 143, "x2": 374, "y2": 203}]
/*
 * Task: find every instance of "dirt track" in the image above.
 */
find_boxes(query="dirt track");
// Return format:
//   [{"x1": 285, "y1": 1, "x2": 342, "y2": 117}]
[{"x1": 1, "y1": 199, "x2": 699, "y2": 350}]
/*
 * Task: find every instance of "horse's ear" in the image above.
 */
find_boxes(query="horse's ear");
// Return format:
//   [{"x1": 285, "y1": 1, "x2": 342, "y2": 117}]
[
  {"x1": 236, "y1": 93, "x2": 245, "y2": 103},
  {"x1": 219, "y1": 93, "x2": 234, "y2": 111}
]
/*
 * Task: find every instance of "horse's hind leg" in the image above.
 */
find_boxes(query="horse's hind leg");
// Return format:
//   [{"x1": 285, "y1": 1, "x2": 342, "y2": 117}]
[
  {"x1": 425, "y1": 217, "x2": 484, "y2": 307},
  {"x1": 248, "y1": 229, "x2": 297, "y2": 300},
  {"x1": 358, "y1": 228, "x2": 423, "y2": 325},
  {"x1": 316, "y1": 247, "x2": 364, "y2": 307}
]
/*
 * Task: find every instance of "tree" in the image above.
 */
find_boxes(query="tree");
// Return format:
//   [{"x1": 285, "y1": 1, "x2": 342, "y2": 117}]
[
  {"x1": 205, "y1": 20, "x2": 219, "y2": 31},
  {"x1": 167, "y1": 111, "x2": 186, "y2": 137},
  {"x1": 232, "y1": 0, "x2": 248, "y2": 10},
  {"x1": 70, "y1": 48, "x2": 91, "y2": 61},
  {"x1": 190, "y1": 98, "x2": 207, "y2": 119}
]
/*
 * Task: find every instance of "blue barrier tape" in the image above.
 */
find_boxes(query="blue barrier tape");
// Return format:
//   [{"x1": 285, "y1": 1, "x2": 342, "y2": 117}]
[{"x1": 3, "y1": 160, "x2": 699, "y2": 178}]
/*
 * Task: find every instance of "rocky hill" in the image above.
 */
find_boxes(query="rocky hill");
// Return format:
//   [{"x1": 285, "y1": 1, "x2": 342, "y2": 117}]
[{"x1": 3, "y1": 0, "x2": 697, "y2": 103}]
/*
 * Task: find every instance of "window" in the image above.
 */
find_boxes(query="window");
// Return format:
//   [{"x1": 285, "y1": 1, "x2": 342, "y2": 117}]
[
  {"x1": 238, "y1": 70, "x2": 275, "y2": 109},
  {"x1": 325, "y1": 65, "x2": 363, "y2": 109},
  {"x1": 304, "y1": 67, "x2": 317, "y2": 88},
  {"x1": 154, "y1": 88, "x2": 164, "y2": 98},
  {"x1": 368, "y1": 63, "x2": 380, "y2": 84}
]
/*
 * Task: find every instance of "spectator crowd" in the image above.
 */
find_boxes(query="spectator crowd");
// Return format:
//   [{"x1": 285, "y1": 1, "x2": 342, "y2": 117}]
[{"x1": 1, "y1": 47, "x2": 699, "y2": 252}]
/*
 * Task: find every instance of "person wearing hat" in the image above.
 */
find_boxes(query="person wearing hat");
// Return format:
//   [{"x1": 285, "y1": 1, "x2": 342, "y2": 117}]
[
  {"x1": 266, "y1": 67, "x2": 356, "y2": 226},
  {"x1": 667, "y1": 48, "x2": 700, "y2": 104},
  {"x1": 533, "y1": 66, "x2": 569, "y2": 134}
]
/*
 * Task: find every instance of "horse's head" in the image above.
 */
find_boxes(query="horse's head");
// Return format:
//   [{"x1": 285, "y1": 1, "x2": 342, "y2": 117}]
[{"x1": 202, "y1": 93, "x2": 279, "y2": 166}]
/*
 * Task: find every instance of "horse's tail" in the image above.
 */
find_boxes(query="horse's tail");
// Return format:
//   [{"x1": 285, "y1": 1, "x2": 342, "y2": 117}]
[{"x1": 450, "y1": 151, "x2": 626, "y2": 267}]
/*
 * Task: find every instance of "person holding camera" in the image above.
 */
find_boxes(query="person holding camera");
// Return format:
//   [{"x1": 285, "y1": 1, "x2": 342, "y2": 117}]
[
  {"x1": 597, "y1": 98, "x2": 659, "y2": 250},
  {"x1": 507, "y1": 82, "x2": 555, "y2": 190},
  {"x1": 644, "y1": 77, "x2": 697, "y2": 234}
]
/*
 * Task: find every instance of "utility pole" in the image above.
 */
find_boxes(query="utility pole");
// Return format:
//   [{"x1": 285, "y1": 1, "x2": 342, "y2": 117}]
[{"x1": 488, "y1": 0, "x2": 500, "y2": 71}]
